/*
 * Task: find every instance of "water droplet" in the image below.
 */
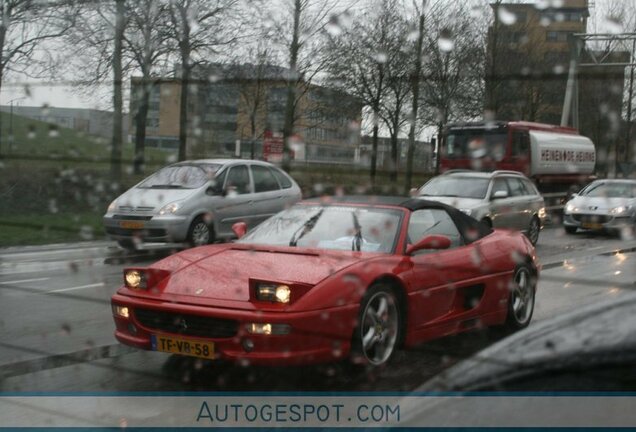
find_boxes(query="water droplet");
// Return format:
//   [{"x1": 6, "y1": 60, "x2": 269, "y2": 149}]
[
  {"x1": 498, "y1": 7, "x2": 517, "y2": 25},
  {"x1": 438, "y1": 33, "x2": 454, "y2": 52},
  {"x1": 325, "y1": 15, "x2": 342, "y2": 37},
  {"x1": 373, "y1": 51, "x2": 388, "y2": 63}
]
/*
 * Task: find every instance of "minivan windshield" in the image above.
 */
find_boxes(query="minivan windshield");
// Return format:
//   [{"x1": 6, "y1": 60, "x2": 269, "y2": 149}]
[
  {"x1": 137, "y1": 164, "x2": 221, "y2": 189},
  {"x1": 419, "y1": 176, "x2": 490, "y2": 199}
]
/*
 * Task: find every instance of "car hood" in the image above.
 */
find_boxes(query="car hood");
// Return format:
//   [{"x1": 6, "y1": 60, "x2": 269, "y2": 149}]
[
  {"x1": 156, "y1": 245, "x2": 365, "y2": 302},
  {"x1": 569, "y1": 196, "x2": 635, "y2": 212},
  {"x1": 418, "y1": 196, "x2": 484, "y2": 209},
  {"x1": 114, "y1": 187, "x2": 198, "y2": 212}
]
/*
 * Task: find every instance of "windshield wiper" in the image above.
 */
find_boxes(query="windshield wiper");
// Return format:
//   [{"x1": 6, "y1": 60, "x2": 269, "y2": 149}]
[
  {"x1": 289, "y1": 209, "x2": 324, "y2": 247},
  {"x1": 352, "y1": 212, "x2": 362, "y2": 252}
]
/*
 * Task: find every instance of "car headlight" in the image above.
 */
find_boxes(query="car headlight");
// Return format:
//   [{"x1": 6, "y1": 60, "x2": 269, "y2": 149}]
[
  {"x1": 565, "y1": 203, "x2": 577, "y2": 213},
  {"x1": 107, "y1": 200, "x2": 117, "y2": 213},
  {"x1": 538, "y1": 207, "x2": 547, "y2": 219},
  {"x1": 256, "y1": 283, "x2": 291, "y2": 304},
  {"x1": 158, "y1": 202, "x2": 180, "y2": 215},
  {"x1": 124, "y1": 269, "x2": 145, "y2": 289},
  {"x1": 610, "y1": 206, "x2": 629, "y2": 215}
]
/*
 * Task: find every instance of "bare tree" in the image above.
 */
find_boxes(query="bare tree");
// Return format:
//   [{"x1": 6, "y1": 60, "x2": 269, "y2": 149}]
[
  {"x1": 167, "y1": 0, "x2": 242, "y2": 162},
  {"x1": 267, "y1": 0, "x2": 352, "y2": 169},
  {"x1": 326, "y1": 0, "x2": 402, "y2": 184},
  {"x1": 235, "y1": 45, "x2": 275, "y2": 159},
  {"x1": 0, "y1": 0, "x2": 76, "y2": 154},
  {"x1": 404, "y1": 0, "x2": 427, "y2": 194},
  {"x1": 376, "y1": 23, "x2": 412, "y2": 182},
  {"x1": 111, "y1": 0, "x2": 126, "y2": 184},
  {"x1": 125, "y1": 0, "x2": 171, "y2": 173},
  {"x1": 420, "y1": 2, "x2": 484, "y2": 145}
]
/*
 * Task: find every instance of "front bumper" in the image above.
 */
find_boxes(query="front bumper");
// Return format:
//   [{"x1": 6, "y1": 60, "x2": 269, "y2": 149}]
[
  {"x1": 103, "y1": 214, "x2": 190, "y2": 243},
  {"x1": 111, "y1": 293, "x2": 358, "y2": 366},
  {"x1": 563, "y1": 212, "x2": 635, "y2": 232}
]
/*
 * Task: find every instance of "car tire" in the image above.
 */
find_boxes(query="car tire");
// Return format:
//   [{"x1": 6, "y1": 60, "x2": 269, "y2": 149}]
[
  {"x1": 350, "y1": 284, "x2": 402, "y2": 367},
  {"x1": 480, "y1": 217, "x2": 492, "y2": 228},
  {"x1": 564, "y1": 226, "x2": 577, "y2": 235},
  {"x1": 525, "y1": 216, "x2": 540, "y2": 245},
  {"x1": 504, "y1": 264, "x2": 536, "y2": 331},
  {"x1": 187, "y1": 216, "x2": 214, "y2": 247}
]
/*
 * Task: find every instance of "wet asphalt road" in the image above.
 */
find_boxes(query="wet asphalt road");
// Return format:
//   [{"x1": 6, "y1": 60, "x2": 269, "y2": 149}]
[{"x1": 0, "y1": 226, "x2": 635, "y2": 392}]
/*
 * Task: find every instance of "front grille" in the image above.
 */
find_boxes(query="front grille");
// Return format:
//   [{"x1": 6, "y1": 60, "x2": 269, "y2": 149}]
[
  {"x1": 134, "y1": 308, "x2": 239, "y2": 338},
  {"x1": 112, "y1": 215, "x2": 153, "y2": 221},
  {"x1": 116, "y1": 206, "x2": 155, "y2": 213},
  {"x1": 572, "y1": 214, "x2": 612, "y2": 223},
  {"x1": 105, "y1": 227, "x2": 167, "y2": 238}
]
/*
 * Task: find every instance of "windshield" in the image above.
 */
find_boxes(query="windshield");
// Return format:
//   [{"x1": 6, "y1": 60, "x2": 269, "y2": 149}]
[
  {"x1": 137, "y1": 164, "x2": 220, "y2": 189},
  {"x1": 419, "y1": 176, "x2": 490, "y2": 199},
  {"x1": 445, "y1": 129, "x2": 508, "y2": 161},
  {"x1": 581, "y1": 182, "x2": 636, "y2": 198},
  {"x1": 239, "y1": 205, "x2": 402, "y2": 253}
]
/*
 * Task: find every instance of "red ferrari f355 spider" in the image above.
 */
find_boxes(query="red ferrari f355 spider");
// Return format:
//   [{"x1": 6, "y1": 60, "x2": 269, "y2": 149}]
[{"x1": 111, "y1": 197, "x2": 539, "y2": 367}]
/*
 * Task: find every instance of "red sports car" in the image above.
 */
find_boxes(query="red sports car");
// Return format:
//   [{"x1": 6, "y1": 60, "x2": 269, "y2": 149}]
[{"x1": 111, "y1": 197, "x2": 539, "y2": 367}]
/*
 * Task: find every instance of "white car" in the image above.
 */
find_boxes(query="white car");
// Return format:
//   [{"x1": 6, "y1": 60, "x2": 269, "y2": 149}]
[{"x1": 563, "y1": 179, "x2": 636, "y2": 235}]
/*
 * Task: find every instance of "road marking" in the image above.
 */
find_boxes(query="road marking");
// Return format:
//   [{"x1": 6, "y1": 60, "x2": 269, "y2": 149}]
[
  {"x1": 0, "y1": 277, "x2": 50, "y2": 285},
  {"x1": 46, "y1": 282, "x2": 105, "y2": 294}
]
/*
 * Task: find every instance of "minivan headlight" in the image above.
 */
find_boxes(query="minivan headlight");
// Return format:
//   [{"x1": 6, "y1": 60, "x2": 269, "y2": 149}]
[
  {"x1": 158, "y1": 202, "x2": 180, "y2": 215},
  {"x1": 107, "y1": 200, "x2": 117, "y2": 213}
]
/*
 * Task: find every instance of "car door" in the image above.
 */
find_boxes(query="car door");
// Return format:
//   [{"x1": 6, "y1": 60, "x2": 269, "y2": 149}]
[
  {"x1": 214, "y1": 164, "x2": 256, "y2": 236},
  {"x1": 504, "y1": 177, "x2": 533, "y2": 230},
  {"x1": 404, "y1": 209, "x2": 484, "y2": 330},
  {"x1": 488, "y1": 177, "x2": 515, "y2": 229},
  {"x1": 249, "y1": 164, "x2": 284, "y2": 225}
]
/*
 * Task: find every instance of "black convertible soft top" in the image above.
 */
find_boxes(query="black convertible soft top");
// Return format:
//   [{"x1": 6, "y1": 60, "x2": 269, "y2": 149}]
[{"x1": 302, "y1": 196, "x2": 493, "y2": 244}]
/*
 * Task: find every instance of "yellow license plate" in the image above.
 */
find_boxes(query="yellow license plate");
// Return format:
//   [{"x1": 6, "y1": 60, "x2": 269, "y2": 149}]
[
  {"x1": 120, "y1": 221, "x2": 145, "y2": 229},
  {"x1": 151, "y1": 334, "x2": 214, "y2": 359},
  {"x1": 582, "y1": 222, "x2": 602, "y2": 230}
]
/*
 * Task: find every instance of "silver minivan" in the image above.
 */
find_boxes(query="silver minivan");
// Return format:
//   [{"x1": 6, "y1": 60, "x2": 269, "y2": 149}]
[
  {"x1": 103, "y1": 159, "x2": 302, "y2": 249},
  {"x1": 417, "y1": 170, "x2": 546, "y2": 245}
]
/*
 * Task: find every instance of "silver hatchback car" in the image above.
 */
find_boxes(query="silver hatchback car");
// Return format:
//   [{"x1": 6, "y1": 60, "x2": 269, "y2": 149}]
[
  {"x1": 103, "y1": 159, "x2": 302, "y2": 249},
  {"x1": 417, "y1": 170, "x2": 546, "y2": 245}
]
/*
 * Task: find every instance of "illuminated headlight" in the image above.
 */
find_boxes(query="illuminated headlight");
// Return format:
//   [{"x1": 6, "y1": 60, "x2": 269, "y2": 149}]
[
  {"x1": 125, "y1": 270, "x2": 145, "y2": 289},
  {"x1": 256, "y1": 283, "x2": 291, "y2": 303},
  {"x1": 538, "y1": 207, "x2": 546, "y2": 219},
  {"x1": 246, "y1": 323, "x2": 291, "y2": 335},
  {"x1": 565, "y1": 203, "x2": 577, "y2": 213},
  {"x1": 107, "y1": 200, "x2": 117, "y2": 213},
  {"x1": 459, "y1": 208, "x2": 472, "y2": 216},
  {"x1": 158, "y1": 202, "x2": 180, "y2": 215},
  {"x1": 610, "y1": 206, "x2": 628, "y2": 215},
  {"x1": 112, "y1": 305, "x2": 129, "y2": 318}
]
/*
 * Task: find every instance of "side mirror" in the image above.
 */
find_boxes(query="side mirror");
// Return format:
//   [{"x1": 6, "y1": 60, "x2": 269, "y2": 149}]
[
  {"x1": 406, "y1": 234, "x2": 451, "y2": 255},
  {"x1": 232, "y1": 222, "x2": 247, "y2": 239},
  {"x1": 491, "y1": 190, "x2": 508, "y2": 200},
  {"x1": 206, "y1": 184, "x2": 223, "y2": 196}
]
